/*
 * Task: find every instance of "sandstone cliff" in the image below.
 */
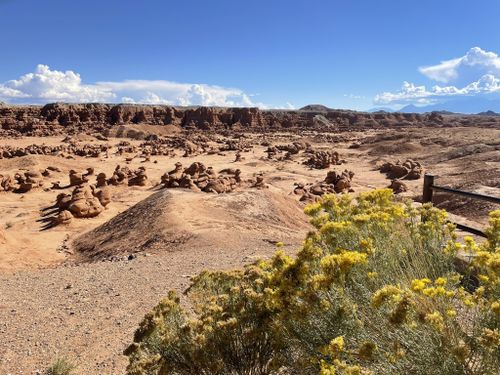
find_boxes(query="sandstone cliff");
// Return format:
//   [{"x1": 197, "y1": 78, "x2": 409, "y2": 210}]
[{"x1": 1, "y1": 103, "x2": 499, "y2": 136}]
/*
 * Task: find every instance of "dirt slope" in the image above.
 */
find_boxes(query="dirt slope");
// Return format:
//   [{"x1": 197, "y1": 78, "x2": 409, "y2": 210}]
[{"x1": 73, "y1": 188, "x2": 309, "y2": 262}]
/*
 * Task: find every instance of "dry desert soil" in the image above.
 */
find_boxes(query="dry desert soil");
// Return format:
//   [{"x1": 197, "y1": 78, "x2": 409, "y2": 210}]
[{"x1": 0, "y1": 118, "x2": 499, "y2": 374}]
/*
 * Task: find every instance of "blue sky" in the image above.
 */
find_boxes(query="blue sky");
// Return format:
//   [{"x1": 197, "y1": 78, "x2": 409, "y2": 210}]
[{"x1": 1, "y1": 0, "x2": 499, "y2": 110}]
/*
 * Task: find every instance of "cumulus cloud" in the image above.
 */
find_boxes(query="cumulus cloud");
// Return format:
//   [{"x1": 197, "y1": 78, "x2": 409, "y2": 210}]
[
  {"x1": 1, "y1": 65, "x2": 115, "y2": 103},
  {"x1": 374, "y1": 47, "x2": 500, "y2": 106},
  {"x1": 419, "y1": 47, "x2": 500, "y2": 85},
  {"x1": 0, "y1": 64, "x2": 266, "y2": 108},
  {"x1": 0, "y1": 86, "x2": 29, "y2": 99},
  {"x1": 98, "y1": 79, "x2": 260, "y2": 107},
  {"x1": 375, "y1": 82, "x2": 433, "y2": 105},
  {"x1": 374, "y1": 76, "x2": 500, "y2": 105}
]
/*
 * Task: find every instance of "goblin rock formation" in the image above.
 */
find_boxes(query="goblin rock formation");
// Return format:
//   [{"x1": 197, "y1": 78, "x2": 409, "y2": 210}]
[
  {"x1": 294, "y1": 169, "x2": 355, "y2": 202},
  {"x1": 379, "y1": 159, "x2": 423, "y2": 180},
  {"x1": 0, "y1": 143, "x2": 110, "y2": 159},
  {"x1": 303, "y1": 150, "x2": 343, "y2": 169},
  {"x1": 161, "y1": 162, "x2": 243, "y2": 193},
  {"x1": 51, "y1": 182, "x2": 111, "y2": 225},
  {"x1": 0, "y1": 170, "x2": 44, "y2": 193}
]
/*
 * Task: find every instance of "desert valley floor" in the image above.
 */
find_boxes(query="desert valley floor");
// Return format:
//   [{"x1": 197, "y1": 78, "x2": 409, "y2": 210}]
[{"x1": 0, "y1": 120, "x2": 499, "y2": 374}]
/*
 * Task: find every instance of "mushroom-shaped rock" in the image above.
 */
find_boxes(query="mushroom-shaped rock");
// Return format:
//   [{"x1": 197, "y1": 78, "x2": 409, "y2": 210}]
[
  {"x1": 68, "y1": 185, "x2": 104, "y2": 218},
  {"x1": 95, "y1": 187, "x2": 111, "y2": 207},
  {"x1": 96, "y1": 173, "x2": 107, "y2": 187},
  {"x1": 69, "y1": 170, "x2": 88, "y2": 186},
  {"x1": 56, "y1": 210, "x2": 73, "y2": 225}
]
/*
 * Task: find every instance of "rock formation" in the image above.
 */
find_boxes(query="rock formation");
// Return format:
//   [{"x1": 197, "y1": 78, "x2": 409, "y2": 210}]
[
  {"x1": 379, "y1": 159, "x2": 423, "y2": 180},
  {"x1": 388, "y1": 179, "x2": 408, "y2": 194},
  {"x1": 294, "y1": 169, "x2": 355, "y2": 202},
  {"x1": 161, "y1": 162, "x2": 242, "y2": 193},
  {"x1": 0, "y1": 170, "x2": 45, "y2": 193},
  {"x1": 51, "y1": 183, "x2": 111, "y2": 224},
  {"x1": 67, "y1": 185, "x2": 104, "y2": 218},
  {"x1": 2, "y1": 103, "x2": 494, "y2": 137},
  {"x1": 56, "y1": 210, "x2": 73, "y2": 225},
  {"x1": 0, "y1": 143, "x2": 110, "y2": 159},
  {"x1": 303, "y1": 150, "x2": 343, "y2": 169}
]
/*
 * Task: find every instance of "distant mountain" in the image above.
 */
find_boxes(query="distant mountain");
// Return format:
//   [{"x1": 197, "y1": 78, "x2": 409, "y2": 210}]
[
  {"x1": 398, "y1": 96, "x2": 500, "y2": 114},
  {"x1": 299, "y1": 104, "x2": 331, "y2": 111},
  {"x1": 398, "y1": 104, "x2": 422, "y2": 113},
  {"x1": 477, "y1": 110, "x2": 500, "y2": 116}
]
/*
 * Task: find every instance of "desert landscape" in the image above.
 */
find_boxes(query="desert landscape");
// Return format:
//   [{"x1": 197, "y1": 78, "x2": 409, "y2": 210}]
[
  {"x1": 2, "y1": 0, "x2": 500, "y2": 373},
  {"x1": 0, "y1": 103, "x2": 498, "y2": 374}
]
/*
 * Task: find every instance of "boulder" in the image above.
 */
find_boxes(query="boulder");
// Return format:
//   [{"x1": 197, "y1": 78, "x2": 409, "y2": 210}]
[
  {"x1": 379, "y1": 159, "x2": 423, "y2": 180},
  {"x1": 388, "y1": 179, "x2": 408, "y2": 194}
]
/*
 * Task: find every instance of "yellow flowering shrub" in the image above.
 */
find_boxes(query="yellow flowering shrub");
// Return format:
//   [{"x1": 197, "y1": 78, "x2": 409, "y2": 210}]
[{"x1": 126, "y1": 191, "x2": 499, "y2": 375}]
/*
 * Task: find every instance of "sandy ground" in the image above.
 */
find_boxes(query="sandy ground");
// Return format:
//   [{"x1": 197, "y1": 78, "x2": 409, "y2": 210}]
[{"x1": 0, "y1": 126, "x2": 498, "y2": 374}]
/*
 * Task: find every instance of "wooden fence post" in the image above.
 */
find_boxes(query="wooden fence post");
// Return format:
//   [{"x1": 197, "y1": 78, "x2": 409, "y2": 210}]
[{"x1": 423, "y1": 173, "x2": 435, "y2": 203}]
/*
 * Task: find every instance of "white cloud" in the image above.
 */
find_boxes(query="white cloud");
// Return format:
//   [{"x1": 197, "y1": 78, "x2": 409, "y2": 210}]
[
  {"x1": 0, "y1": 86, "x2": 29, "y2": 99},
  {"x1": 463, "y1": 73, "x2": 500, "y2": 93},
  {"x1": 419, "y1": 47, "x2": 500, "y2": 84},
  {"x1": 0, "y1": 64, "x2": 266, "y2": 108},
  {"x1": 1, "y1": 65, "x2": 115, "y2": 103},
  {"x1": 374, "y1": 47, "x2": 500, "y2": 106},
  {"x1": 419, "y1": 57, "x2": 462, "y2": 83},
  {"x1": 97, "y1": 79, "x2": 258, "y2": 107},
  {"x1": 375, "y1": 75, "x2": 500, "y2": 105},
  {"x1": 375, "y1": 82, "x2": 432, "y2": 105}
]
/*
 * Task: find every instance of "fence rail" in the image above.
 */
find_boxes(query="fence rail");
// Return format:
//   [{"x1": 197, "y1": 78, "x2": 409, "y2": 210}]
[{"x1": 422, "y1": 173, "x2": 500, "y2": 237}]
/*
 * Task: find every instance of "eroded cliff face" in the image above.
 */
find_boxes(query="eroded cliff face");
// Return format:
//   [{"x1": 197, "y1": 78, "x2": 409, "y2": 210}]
[{"x1": 0, "y1": 103, "x2": 498, "y2": 136}]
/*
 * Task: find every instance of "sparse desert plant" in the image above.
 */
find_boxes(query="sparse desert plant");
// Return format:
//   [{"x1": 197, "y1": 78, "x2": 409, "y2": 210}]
[
  {"x1": 45, "y1": 357, "x2": 75, "y2": 375},
  {"x1": 126, "y1": 189, "x2": 499, "y2": 375}
]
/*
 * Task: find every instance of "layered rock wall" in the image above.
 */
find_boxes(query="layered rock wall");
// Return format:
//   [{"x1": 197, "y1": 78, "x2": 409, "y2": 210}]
[{"x1": 1, "y1": 103, "x2": 498, "y2": 136}]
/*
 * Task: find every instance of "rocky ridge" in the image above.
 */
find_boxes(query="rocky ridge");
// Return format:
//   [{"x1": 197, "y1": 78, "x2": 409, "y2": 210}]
[{"x1": 2, "y1": 103, "x2": 498, "y2": 136}]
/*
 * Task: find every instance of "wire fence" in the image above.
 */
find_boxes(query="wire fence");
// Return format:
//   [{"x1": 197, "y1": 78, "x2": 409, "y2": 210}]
[{"x1": 422, "y1": 173, "x2": 500, "y2": 237}]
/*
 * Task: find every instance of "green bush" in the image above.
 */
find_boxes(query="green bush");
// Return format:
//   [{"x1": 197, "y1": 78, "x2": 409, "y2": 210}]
[{"x1": 126, "y1": 189, "x2": 500, "y2": 375}]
